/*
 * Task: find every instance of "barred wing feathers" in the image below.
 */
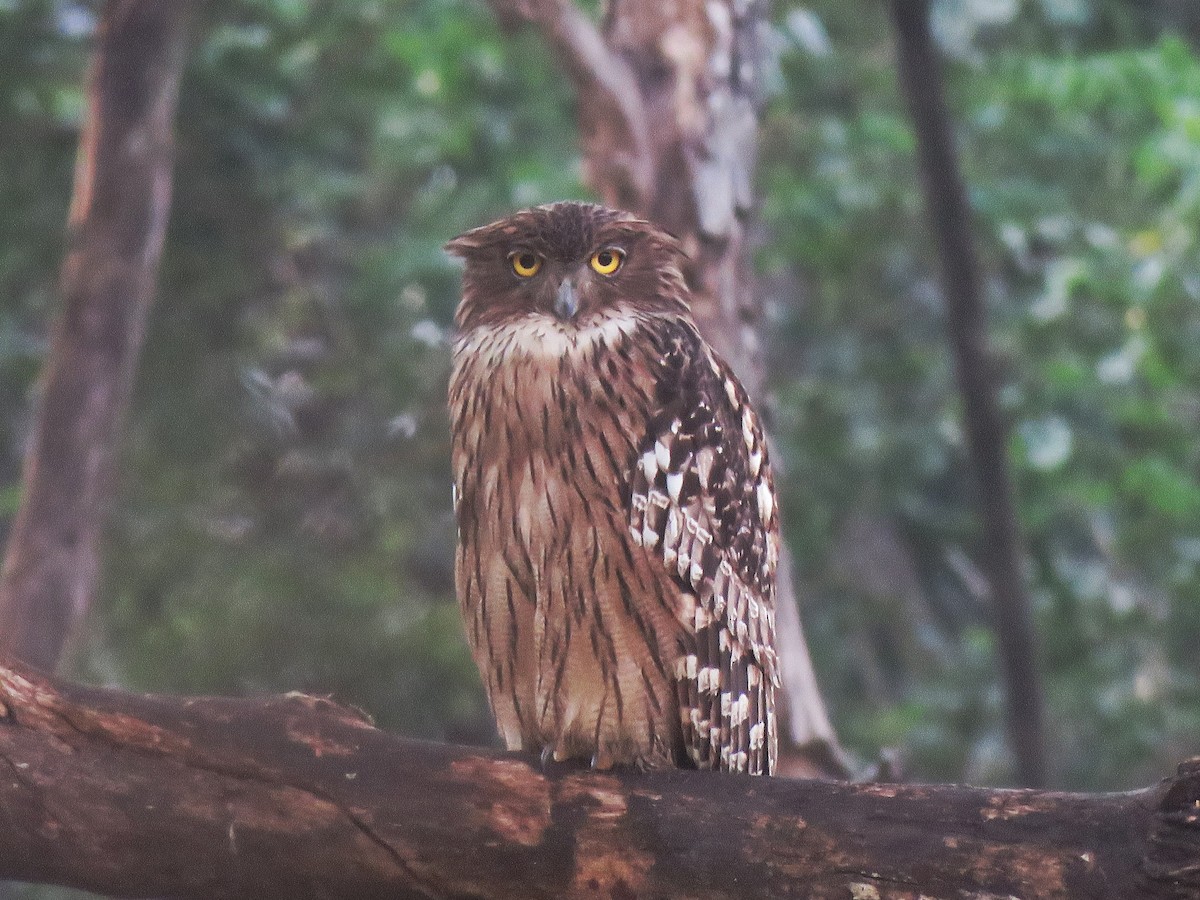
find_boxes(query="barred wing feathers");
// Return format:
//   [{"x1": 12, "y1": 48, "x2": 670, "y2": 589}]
[{"x1": 628, "y1": 320, "x2": 780, "y2": 776}]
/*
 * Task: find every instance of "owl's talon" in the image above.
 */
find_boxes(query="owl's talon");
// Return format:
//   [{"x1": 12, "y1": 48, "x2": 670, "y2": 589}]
[
  {"x1": 590, "y1": 749, "x2": 614, "y2": 770},
  {"x1": 540, "y1": 745, "x2": 586, "y2": 774}
]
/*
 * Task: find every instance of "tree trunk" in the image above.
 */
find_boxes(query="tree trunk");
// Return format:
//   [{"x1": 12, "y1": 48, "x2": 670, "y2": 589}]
[
  {"x1": 489, "y1": 0, "x2": 846, "y2": 778},
  {"x1": 889, "y1": 0, "x2": 1048, "y2": 786},
  {"x1": 0, "y1": 657, "x2": 1195, "y2": 899},
  {"x1": 0, "y1": 1, "x2": 190, "y2": 671}
]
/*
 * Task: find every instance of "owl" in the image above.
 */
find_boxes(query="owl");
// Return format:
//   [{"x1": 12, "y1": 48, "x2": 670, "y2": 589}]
[{"x1": 446, "y1": 202, "x2": 780, "y2": 775}]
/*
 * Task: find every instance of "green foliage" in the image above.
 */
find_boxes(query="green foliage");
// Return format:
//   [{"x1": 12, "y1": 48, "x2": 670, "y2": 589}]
[
  {"x1": 103, "y1": 0, "x2": 587, "y2": 742},
  {"x1": 0, "y1": 0, "x2": 1197, "y2": 803},
  {"x1": 764, "y1": 1, "x2": 1200, "y2": 787},
  {"x1": 2, "y1": 0, "x2": 585, "y2": 751},
  {"x1": 0, "y1": 1, "x2": 84, "y2": 489}
]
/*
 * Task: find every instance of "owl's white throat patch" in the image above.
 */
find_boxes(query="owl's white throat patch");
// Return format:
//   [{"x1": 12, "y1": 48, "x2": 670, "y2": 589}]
[{"x1": 460, "y1": 308, "x2": 642, "y2": 364}]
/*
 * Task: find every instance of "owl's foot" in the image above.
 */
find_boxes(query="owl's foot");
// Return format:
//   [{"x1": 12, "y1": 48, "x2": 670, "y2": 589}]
[{"x1": 590, "y1": 748, "x2": 615, "y2": 770}]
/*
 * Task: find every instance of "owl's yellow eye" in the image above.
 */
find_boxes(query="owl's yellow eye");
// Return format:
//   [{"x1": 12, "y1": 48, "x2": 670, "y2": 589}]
[
  {"x1": 509, "y1": 251, "x2": 542, "y2": 277},
  {"x1": 590, "y1": 248, "x2": 624, "y2": 275}
]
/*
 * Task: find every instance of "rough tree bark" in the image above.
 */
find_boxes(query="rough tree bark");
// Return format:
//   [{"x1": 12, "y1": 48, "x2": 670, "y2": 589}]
[
  {"x1": 490, "y1": 0, "x2": 846, "y2": 779},
  {"x1": 0, "y1": 657, "x2": 1197, "y2": 899},
  {"x1": 889, "y1": 0, "x2": 1048, "y2": 786},
  {"x1": 0, "y1": 2, "x2": 190, "y2": 671}
]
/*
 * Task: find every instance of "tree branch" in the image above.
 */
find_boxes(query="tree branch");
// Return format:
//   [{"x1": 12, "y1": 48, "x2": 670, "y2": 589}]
[
  {"x1": 0, "y1": 658, "x2": 1195, "y2": 898},
  {"x1": 889, "y1": 0, "x2": 1048, "y2": 786},
  {"x1": 488, "y1": 0, "x2": 653, "y2": 209}
]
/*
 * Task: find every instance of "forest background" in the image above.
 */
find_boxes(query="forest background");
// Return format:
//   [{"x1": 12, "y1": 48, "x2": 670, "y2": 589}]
[{"x1": 0, "y1": 0, "x2": 1198, "y2": 819}]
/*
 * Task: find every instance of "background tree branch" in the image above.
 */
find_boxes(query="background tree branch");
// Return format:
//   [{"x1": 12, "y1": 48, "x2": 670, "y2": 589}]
[
  {"x1": 890, "y1": 0, "x2": 1048, "y2": 786},
  {"x1": 0, "y1": 0, "x2": 189, "y2": 671},
  {"x1": 0, "y1": 657, "x2": 1196, "y2": 899}
]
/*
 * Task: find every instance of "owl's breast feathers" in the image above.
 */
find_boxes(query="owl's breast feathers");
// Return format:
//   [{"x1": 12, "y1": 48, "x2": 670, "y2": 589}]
[{"x1": 450, "y1": 308, "x2": 778, "y2": 775}]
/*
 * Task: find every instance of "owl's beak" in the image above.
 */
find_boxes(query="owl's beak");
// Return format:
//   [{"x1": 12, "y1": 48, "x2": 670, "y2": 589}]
[{"x1": 554, "y1": 279, "x2": 579, "y2": 320}]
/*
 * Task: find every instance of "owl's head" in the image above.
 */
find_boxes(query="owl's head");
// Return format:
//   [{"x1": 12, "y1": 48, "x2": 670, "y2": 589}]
[{"x1": 445, "y1": 202, "x2": 690, "y2": 332}]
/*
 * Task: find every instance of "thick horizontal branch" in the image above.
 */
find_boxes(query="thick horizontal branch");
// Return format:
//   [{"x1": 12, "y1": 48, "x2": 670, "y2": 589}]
[{"x1": 0, "y1": 659, "x2": 1196, "y2": 899}]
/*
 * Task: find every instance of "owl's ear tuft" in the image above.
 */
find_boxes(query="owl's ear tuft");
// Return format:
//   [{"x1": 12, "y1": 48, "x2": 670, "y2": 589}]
[
  {"x1": 444, "y1": 231, "x2": 483, "y2": 258},
  {"x1": 654, "y1": 226, "x2": 688, "y2": 260},
  {"x1": 446, "y1": 220, "x2": 507, "y2": 257},
  {"x1": 447, "y1": 215, "x2": 528, "y2": 258},
  {"x1": 605, "y1": 221, "x2": 688, "y2": 261}
]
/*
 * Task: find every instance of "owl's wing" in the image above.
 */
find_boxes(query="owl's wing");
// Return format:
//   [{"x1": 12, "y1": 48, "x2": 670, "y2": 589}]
[{"x1": 628, "y1": 320, "x2": 780, "y2": 775}]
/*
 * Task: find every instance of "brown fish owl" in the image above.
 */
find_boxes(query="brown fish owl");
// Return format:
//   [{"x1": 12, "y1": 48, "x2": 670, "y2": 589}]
[{"x1": 447, "y1": 202, "x2": 780, "y2": 775}]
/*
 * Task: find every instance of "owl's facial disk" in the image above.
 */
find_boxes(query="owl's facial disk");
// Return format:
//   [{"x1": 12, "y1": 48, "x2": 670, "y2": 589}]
[
  {"x1": 447, "y1": 202, "x2": 688, "y2": 333},
  {"x1": 456, "y1": 247, "x2": 635, "y2": 329},
  {"x1": 509, "y1": 250, "x2": 625, "y2": 322}
]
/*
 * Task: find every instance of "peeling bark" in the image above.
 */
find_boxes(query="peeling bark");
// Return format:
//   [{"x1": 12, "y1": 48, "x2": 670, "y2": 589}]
[
  {"x1": 0, "y1": 658, "x2": 1197, "y2": 899},
  {"x1": 490, "y1": 0, "x2": 846, "y2": 777},
  {"x1": 0, "y1": 1, "x2": 190, "y2": 671}
]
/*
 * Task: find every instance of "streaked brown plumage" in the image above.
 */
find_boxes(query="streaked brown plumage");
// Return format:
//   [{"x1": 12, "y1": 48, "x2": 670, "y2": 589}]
[{"x1": 447, "y1": 202, "x2": 779, "y2": 775}]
